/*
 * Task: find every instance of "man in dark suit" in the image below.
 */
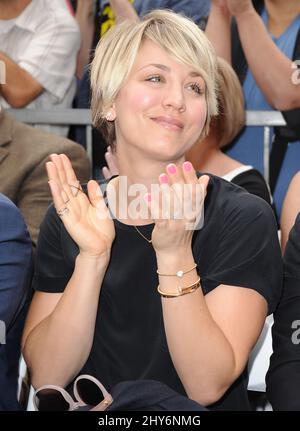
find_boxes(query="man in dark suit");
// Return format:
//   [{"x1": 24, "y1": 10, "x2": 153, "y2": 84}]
[
  {"x1": 0, "y1": 193, "x2": 32, "y2": 410},
  {"x1": 0, "y1": 109, "x2": 90, "y2": 248}
]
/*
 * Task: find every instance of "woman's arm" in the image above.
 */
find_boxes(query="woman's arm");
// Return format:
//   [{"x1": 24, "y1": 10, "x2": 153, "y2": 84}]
[
  {"x1": 74, "y1": 0, "x2": 95, "y2": 80},
  {"x1": 157, "y1": 249, "x2": 266, "y2": 406},
  {"x1": 205, "y1": 1, "x2": 232, "y2": 64},
  {"x1": 229, "y1": 0, "x2": 300, "y2": 110},
  {"x1": 150, "y1": 163, "x2": 274, "y2": 406},
  {"x1": 22, "y1": 254, "x2": 109, "y2": 389},
  {"x1": 22, "y1": 154, "x2": 115, "y2": 388},
  {"x1": 109, "y1": 0, "x2": 139, "y2": 22}
]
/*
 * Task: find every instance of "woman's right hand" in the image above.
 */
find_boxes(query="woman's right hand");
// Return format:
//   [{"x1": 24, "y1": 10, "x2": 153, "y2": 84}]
[{"x1": 46, "y1": 154, "x2": 115, "y2": 259}]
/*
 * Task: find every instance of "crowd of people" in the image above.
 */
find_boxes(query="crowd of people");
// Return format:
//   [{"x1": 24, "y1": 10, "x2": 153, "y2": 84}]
[{"x1": 0, "y1": 0, "x2": 300, "y2": 412}]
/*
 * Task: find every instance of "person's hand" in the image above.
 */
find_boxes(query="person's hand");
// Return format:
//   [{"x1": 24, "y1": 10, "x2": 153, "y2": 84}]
[
  {"x1": 46, "y1": 154, "x2": 115, "y2": 259},
  {"x1": 211, "y1": 0, "x2": 231, "y2": 14},
  {"x1": 102, "y1": 146, "x2": 119, "y2": 180},
  {"x1": 224, "y1": 0, "x2": 254, "y2": 17},
  {"x1": 145, "y1": 161, "x2": 209, "y2": 256},
  {"x1": 76, "y1": 0, "x2": 94, "y2": 11}
]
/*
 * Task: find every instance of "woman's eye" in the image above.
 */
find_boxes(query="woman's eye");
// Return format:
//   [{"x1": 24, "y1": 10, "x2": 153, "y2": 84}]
[
  {"x1": 187, "y1": 83, "x2": 204, "y2": 95},
  {"x1": 146, "y1": 75, "x2": 162, "y2": 83}
]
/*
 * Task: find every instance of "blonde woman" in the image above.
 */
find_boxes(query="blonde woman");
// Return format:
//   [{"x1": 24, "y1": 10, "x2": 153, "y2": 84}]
[
  {"x1": 104, "y1": 58, "x2": 272, "y2": 205},
  {"x1": 22, "y1": 10, "x2": 282, "y2": 410}
]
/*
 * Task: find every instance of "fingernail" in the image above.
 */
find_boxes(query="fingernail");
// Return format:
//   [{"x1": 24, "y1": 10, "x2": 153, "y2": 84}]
[
  {"x1": 167, "y1": 164, "x2": 177, "y2": 174},
  {"x1": 144, "y1": 193, "x2": 151, "y2": 202},
  {"x1": 183, "y1": 161, "x2": 192, "y2": 172},
  {"x1": 159, "y1": 173, "x2": 168, "y2": 184}
]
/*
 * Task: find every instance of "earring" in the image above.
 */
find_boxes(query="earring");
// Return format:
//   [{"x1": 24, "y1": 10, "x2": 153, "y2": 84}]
[{"x1": 106, "y1": 112, "x2": 113, "y2": 121}]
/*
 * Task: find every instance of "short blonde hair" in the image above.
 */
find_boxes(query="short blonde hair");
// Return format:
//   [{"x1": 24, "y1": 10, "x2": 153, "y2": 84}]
[
  {"x1": 90, "y1": 9, "x2": 218, "y2": 148},
  {"x1": 214, "y1": 58, "x2": 245, "y2": 148}
]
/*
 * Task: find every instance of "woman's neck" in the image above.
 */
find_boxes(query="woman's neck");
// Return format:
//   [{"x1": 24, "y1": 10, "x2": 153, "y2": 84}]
[
  {"x1": 111, "y1": 145, "x2": 185, "y2": 225},
  {"x1": 186, "y1": 136, "x2": 243, "y2": 177},
  {"x1": 117, "y1": 147, "x2": 184, "y2": 190},
  {"x1": 265, "y1": 0, "x2": 300, "y2": 37}
]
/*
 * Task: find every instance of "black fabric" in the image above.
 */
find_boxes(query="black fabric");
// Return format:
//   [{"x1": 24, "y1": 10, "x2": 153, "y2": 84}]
[
  {"x1": 108, "y1": 380, "x2": 206, "y2": 411},
  {"x1": 266, "y1": 213, "x2": 300, "y2": 410},
  {"x1": 269, "y1": 136, "x2": 289, "y2": 194},
  {"x1": 229, "y1": 168, "x2": 272, "y2": 205},
  {"x1": 32, "y1": 174, "x2": 282, "y2": 411}
]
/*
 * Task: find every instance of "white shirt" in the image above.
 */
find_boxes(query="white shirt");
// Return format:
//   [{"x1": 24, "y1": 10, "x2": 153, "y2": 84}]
[{"x1": 0, "y1": 0, "x2": 80, "y2": 136}]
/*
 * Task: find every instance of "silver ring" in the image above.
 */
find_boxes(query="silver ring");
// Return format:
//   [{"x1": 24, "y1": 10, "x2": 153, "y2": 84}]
[{"x1": 57, "y1": 206, "x2": 70, "y2": 217}]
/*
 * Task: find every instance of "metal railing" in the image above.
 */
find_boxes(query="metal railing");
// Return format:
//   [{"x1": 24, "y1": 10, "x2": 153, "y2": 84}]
[
  {"x1": 7, "y1": 109, "x2": 287, "y2": 183},
  {"x1": 246, "y1": 111, "x2": 286, "y2": 182}
]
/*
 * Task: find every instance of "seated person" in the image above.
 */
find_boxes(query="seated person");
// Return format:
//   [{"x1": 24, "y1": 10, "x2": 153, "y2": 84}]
[
  {"x1": 0, "y1": 0, "x2": 80, "y2": 137},
  {"x1": 0, "y1": 193, "x2": 33, "y2": 410},
  {"x1": 22, "y1": 10, "x2": 282, "y2": 411},
  {"x1": 266, "y1": 212, "x2": 300, "y2": 410},
  {"x1": 205, "y1": 0, "x2": 300, "y2": 218},
  {"x1": 0, "y1": 108, "x2": 90, "y2": 249}
]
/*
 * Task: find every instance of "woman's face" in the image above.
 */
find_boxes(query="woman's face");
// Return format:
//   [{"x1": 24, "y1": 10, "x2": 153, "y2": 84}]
[{"x1": 111, "y1": 39, "x2": 207, "y2": 162}]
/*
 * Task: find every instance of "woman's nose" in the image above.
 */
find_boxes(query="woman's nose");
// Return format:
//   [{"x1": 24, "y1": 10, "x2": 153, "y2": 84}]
[{"x1": 162, "y1": 84, "x2": 186, "y2": 112}]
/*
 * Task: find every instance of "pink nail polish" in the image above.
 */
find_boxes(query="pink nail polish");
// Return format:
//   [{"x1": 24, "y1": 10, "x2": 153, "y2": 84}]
[
  {"x1": 144, "y1": 193, "x2": 151, "y2": 202},
  {"x1": 183, "y1": 161, "x2": 192, "y2": 172},
  {"x1": 167, "y1": 164, "x2": 177, "y2": 174},
  {"x1": 159, "y1": 174, "x2": 168, "y2": 184}
]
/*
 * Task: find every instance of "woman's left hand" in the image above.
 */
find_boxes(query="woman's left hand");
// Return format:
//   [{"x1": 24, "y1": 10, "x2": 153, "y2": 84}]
[{"x1": 146, "y1": 161, "x2": 209, "y2": 256}]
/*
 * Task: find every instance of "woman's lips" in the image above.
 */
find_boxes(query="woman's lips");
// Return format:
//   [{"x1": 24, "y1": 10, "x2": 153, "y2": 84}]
[{"x1": 151, "y1": 116, "x2": 184, "y2": 131}]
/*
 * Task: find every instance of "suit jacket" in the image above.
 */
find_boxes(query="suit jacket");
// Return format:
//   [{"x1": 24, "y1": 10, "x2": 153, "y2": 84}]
[
  {"x1": 0, "y1": 111, "x2": 90, "y2": 248},
  {"x1": 0, "y1": 193, "x2": 33, "y2": 410}
]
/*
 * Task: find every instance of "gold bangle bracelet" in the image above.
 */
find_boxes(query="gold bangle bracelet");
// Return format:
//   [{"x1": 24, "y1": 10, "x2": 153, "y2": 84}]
[
  {"x1": 157, "y1": 278, "x2": 201, "y2": 298},
  {"x1": 157, "y1": 263, "x2": 197, "y2": 278}
]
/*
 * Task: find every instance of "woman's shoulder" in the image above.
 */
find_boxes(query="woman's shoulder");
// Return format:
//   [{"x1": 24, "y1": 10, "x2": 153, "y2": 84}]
[{"x1": 199, "y1": 172, "x2": 277, "y2": 239}]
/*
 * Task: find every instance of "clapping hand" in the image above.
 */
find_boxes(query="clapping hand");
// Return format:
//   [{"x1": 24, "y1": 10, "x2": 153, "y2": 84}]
[
  {"x1": 46, "y1": 154, "x2": 115, "y2": 259},
  {"x1": 145, "y1": 161, "x2": 210, "y2": 256}
]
